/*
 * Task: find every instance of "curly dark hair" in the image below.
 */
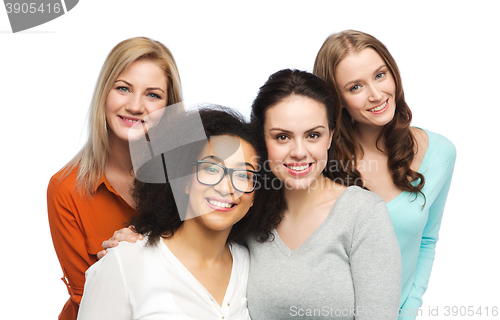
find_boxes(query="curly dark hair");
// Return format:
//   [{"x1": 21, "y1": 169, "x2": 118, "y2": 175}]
[
  {"x1": 249, "y1": 69, "x2": 356, "y2": 242},
  {"x1": 130, "y1": 105, "x2": 269, "y2": 246}
]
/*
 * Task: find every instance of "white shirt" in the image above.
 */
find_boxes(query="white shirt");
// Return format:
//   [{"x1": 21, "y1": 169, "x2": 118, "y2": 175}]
[{"x1": 77, "y1": 238, "x2": 250, "y2": 320}]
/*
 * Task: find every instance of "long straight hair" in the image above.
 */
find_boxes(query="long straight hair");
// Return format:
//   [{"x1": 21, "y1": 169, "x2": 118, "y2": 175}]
[
  {"x1": 63, "y1": 37, "x2": 183, "y2": 195},
  {"x1": 313, "y1": 30, "x2": 425, "y2": 199}
]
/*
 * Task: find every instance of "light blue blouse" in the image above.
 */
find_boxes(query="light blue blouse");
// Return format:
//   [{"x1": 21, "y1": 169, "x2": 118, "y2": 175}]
[{"x1": 387, "y1": 129, "x2": 456, "y2": 319}]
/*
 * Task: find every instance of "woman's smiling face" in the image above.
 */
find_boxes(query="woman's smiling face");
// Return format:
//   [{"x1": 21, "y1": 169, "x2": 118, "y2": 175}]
[
  {"x1": 184, "y1": 135, "x2": 258, "y2": 232},
  {"x1": 105, "y1": 59, "x2": 168, "y2": 143},
  {"x1": 264, "y1": 95, "x2": 333, "y2": 190},
  {"x1": 335, "y1": 48, "x2": 397, "y2": 129}
]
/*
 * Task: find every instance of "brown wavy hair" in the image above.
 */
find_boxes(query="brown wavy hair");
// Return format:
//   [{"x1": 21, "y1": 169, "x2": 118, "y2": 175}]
[{"x1": 313, "y1": 30, "x2": 425, "y2": 199}]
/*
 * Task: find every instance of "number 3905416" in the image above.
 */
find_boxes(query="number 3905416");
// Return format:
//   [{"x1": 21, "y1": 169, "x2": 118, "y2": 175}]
[
  {"x1": 5, "y1": 3, "x2": 61, "y2": 14},
  {"x1": 443, "y1": 306, "x2": 498, "y2": 317}
]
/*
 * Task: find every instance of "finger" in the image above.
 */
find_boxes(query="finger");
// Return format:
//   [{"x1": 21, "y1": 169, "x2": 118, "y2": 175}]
[
  {"x1": 127, "y1": 225, "x2": 143, "y2": 240},
  {"x1": 111, "y1": 227, "x2": 136, "y2": 241},
  {"x1": 126, "y1": 235, "x2": 140, "y2": 243},
  {"x1": 97, "y1": 250, "x2": 107, "y2": 260},
  {"x1": 102, "y1": 239, "x2": 118, "y2": 250}
]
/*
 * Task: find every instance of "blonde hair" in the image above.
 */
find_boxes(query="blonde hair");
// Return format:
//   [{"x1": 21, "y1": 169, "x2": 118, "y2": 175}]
[
  {"x1": 64, "y1": 37, "x2": 183, "y2": 194},
  {"x1": 313, "y1": 30, "x2": 425, "y2": 200}
]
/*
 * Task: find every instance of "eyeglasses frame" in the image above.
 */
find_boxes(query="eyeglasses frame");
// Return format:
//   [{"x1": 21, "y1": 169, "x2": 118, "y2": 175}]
[{"x1": 193, "y1": 160, "x2": 260, "y2": 193}]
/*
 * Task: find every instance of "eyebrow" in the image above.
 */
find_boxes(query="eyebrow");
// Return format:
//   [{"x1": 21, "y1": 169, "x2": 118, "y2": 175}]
[
  {"x1": 201, "y1": 155, "x2": 256, "y2": 170},
  {"x1": 269, "y1": 125, "x2": 326, "y2": 133},
  {"x1": 115, "y1": 79, "x2": 166, "y2": 93},
  {"x1": 342, "y1": 64, "x2": 387, "y2": 89}
]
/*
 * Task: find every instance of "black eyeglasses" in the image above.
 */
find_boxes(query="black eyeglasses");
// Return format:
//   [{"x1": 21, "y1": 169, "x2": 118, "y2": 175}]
[{"x1": 194, "y1": 160, "x2": 260, "y2": 193}]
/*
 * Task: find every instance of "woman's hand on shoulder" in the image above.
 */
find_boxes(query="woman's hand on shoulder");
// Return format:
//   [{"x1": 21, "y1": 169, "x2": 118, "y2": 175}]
[{"x1": 96, "y1": 226, "x2": 143, "y2": 260}]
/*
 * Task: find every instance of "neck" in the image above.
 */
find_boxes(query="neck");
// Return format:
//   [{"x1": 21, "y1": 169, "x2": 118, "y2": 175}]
[
  {"x1": 106, "y1": 133, "x2": 134, "y2": 175},
  {"x1": 165, "y1": 219, "x2": 230, "y2": 263},
  {"x1": 353, "y1": 123, "x2": 386, "y2": 154},
  {"x1": 283, "y1": 175, "x2": 329, "y2": 219}
]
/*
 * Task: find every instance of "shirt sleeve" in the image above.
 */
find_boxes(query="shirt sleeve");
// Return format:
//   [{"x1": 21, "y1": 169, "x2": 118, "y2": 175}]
[
  {"x1": 47, "y1": 176, "x2": 93, "y2": 304},
  {"x1": 399, "y1": 171, "x2": 455, "y2": 319},
  {"x1": 350, "y1": 200, "x2": 402, "y2": 320},
  {"x1": 77, "y1": 249, "x2": 132, "y2": 320}
]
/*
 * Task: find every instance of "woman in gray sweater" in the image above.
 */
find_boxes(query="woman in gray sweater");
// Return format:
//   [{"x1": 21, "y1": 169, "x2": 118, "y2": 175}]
[{"x1": 246, "y1": 69, "x2": 401, "y2": 320}]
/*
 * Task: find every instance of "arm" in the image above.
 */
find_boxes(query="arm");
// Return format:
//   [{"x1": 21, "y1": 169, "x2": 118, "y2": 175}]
[
  {"x1": 77, "y1": 249, "x2": 131, "y2": 320},
  {"x1": 351, "y1": 200, "x2": 402, "y2": 320},
  {"x1": 399, "y1": 138, "x2": 456, "y2": 319},
  {"x1": 399, "y1": 173, "x2": 454, "y2": 319},
  {"x1": 47, "y1": 176, "x2": 91, "y2": 304}
]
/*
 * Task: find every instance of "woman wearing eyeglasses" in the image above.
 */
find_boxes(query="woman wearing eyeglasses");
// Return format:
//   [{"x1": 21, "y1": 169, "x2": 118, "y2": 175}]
[{"x1": 77, "y1": 107, "x2": 262, "y2": 320}]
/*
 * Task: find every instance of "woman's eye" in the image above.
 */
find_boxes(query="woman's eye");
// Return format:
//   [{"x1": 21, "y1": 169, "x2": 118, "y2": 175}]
[
  {"x1": 349, "y1": 84, "x2": 360, "y2": 92},
  {"x1": 148, "y1": 92, "x2": 161, "y2": 99},
  {"x1": 117, "y1": 86, "x2": 129, "y2": 93},
  {"x1": 276, "y1": 134, "x2": 289, "y2": 141},
  {"x1": 204, "y1": 166, "x2": 221, "y2": 174},
  {"x1": 308, "y1": 133, "x2": 320, "y2": 139},
  {"x1": 235, "y1": 172, "x2": 251, "y2": 181},
  {"x1": 375, "y1": 72, "x2": 385, "y2": 80}
]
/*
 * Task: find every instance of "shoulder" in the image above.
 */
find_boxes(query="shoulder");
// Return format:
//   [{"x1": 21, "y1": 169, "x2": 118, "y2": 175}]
[
  {"x1": 335, "y1": 186, "x2": 390, "y2": 225},
  {"x1": 422, "y1": 128, "x2": 456, "y2": 163},
  {"x1": 229, "y1": 242, "x2": 250, "y2": 278},
  {"x1": 47, "y1": 166, "x2": 83, "y2": 213},
  {"x1": 103, "y1": 239, "x2": 152, "y2": 266},
  {"x1": 47, "y1": 165, "x2": 79, "y2": 195},
  {"x1": 230, "y1": 242, "x2": 250, "y2": 263},
  {"x1": 338, "y1": 186, "x2": 386, "y2": 210}
]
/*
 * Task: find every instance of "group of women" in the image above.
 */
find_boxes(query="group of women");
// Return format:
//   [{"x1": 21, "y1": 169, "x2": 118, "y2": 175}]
[{"x1": 47, "y1": 31, "x2": 456, "y2": 320}]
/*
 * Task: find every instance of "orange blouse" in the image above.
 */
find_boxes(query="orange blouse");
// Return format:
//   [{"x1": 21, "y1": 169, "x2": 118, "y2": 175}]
[{"x1": 47, "y1": 166, "x2": 138, "y2": 320}]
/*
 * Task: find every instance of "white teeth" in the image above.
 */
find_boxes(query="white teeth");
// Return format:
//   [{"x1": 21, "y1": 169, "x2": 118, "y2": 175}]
[
  {"x1": 124, "y1": 118, "x2": 139, "y2": 122},
  {"x1": 288, "y1": 165, "x2": 309, "y2": 171},
  {"x1": 208, "y1": 199, "x2": 233, "y2": 208},
  {"x1": 369, "y1": 100, "x2": 387, "y2": 112}
]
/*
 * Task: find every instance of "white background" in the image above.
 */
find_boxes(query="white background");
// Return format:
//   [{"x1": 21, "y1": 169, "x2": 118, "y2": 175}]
[{"x1": 1, "y1": 1, "x2": 499, "y2": 319}]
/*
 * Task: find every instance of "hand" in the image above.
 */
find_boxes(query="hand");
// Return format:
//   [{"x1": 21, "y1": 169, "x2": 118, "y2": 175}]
[{"x1": 96, "y1": 226, "x2": 143, "y2": 260}]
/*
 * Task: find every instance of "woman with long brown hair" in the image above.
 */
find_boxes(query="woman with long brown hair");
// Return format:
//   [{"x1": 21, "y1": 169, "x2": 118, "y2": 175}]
[
  {"x1": 47, "y1": 37, "x2": 183, "y2": 320},
  {"x1": 314, "y1": 30, "x2": 456, "y2": 319}
]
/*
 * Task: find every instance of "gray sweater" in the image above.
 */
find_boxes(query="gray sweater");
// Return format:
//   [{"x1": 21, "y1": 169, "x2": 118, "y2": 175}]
[{"x1": 246, "y1": 186, "x2": 401, "y2": 320}]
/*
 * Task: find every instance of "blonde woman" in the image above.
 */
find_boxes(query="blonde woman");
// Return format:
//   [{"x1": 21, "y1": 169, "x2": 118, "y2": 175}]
[{"x1": 47, "y1": 37, "x2": 183, "y2": 320}]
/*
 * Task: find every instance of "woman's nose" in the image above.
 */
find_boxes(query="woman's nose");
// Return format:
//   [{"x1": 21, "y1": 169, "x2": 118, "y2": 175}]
[
  {"x1": 368, "y1": 84, "x2": 383, "y2": 102},
  {"x1": 125, "y1": 94, "x2": 145, "y2": 114},
  {"x1": 213, "y1": 174, "x2": 234, "y2": 195},
  {"x1": 289, "y1": 140, "x2": 307, "y2": 159}
]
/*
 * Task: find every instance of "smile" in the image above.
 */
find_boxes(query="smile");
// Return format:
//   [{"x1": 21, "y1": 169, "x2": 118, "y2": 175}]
[
  {"x1": 284, "y1": 163, "x2": 313, "y2": 176},
  {"x1": 206, "y1": 198, "x2": 236, "y2": 211},
  {"x1": 368, "y1": 99, "x2": 388, "y2": 113},
  {"x1": 119, "y1": 115, "x2": 144, "y2": 123}
]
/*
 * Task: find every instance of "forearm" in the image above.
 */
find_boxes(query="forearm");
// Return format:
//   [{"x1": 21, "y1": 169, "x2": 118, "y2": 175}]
[{"x1": 47, "y1": 180, "x2": 93, "y2": 302}]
